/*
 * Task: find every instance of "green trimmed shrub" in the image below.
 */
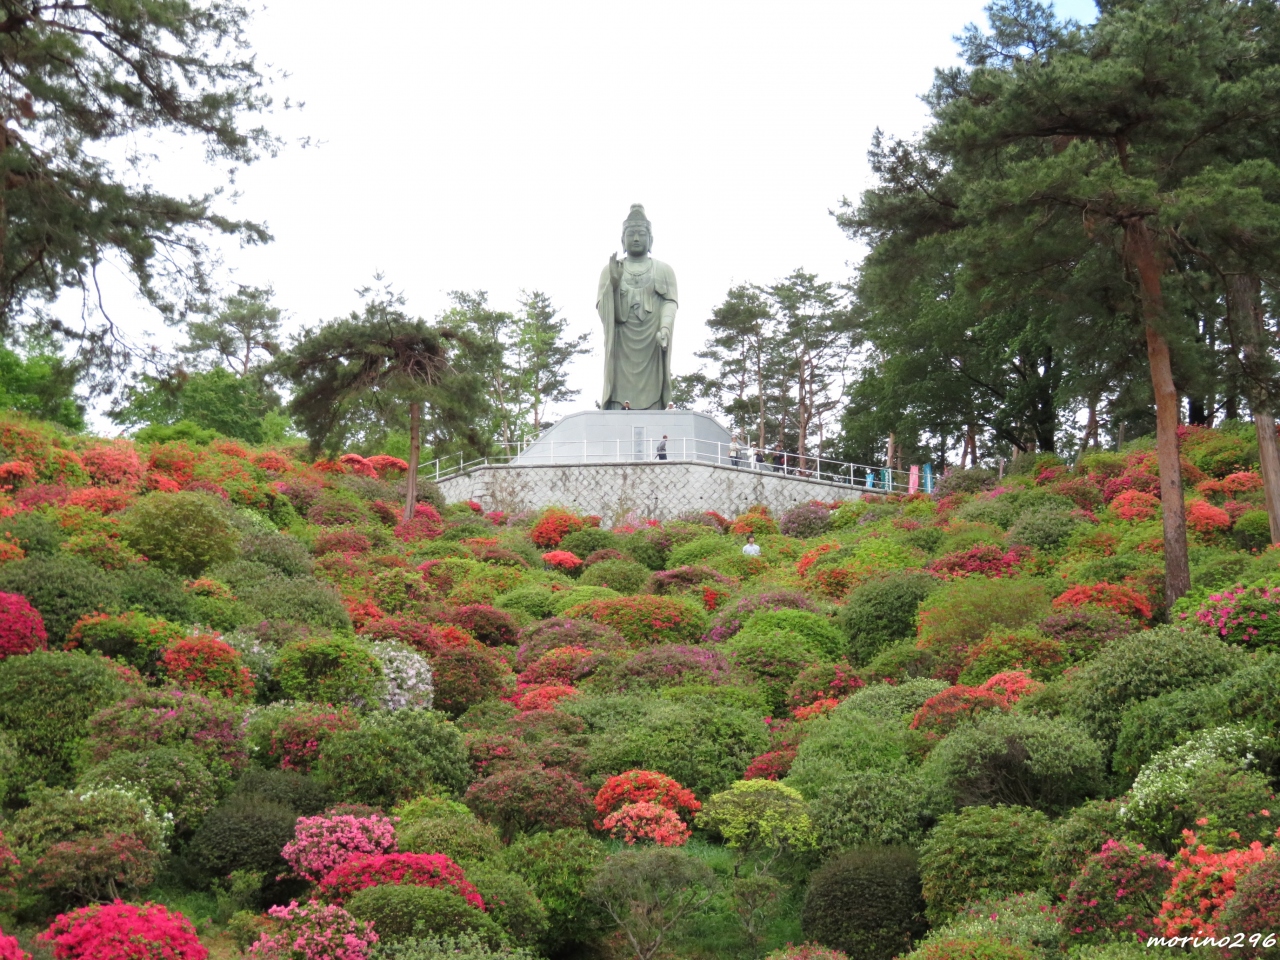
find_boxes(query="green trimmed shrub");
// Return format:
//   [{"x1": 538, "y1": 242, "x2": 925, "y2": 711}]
[
  {"x1": 111, "y1": 564, "x2": 195, "y2": 623},
  {"x1": 918, "y1": 805, "x2": 1050, "y2": 924},
  {"x1": 913, "y1": 892, "x2": 1059, "y2": 960},
  {"x1": 0, "y1": 555, "x2": 120, "y2": 645},
  {"x1": 723, "y1": 628, "x2": 825, "y2": 714},
  {"x1": 809, "y1": 771, "x2": 935, "y2": 856},
  {"x1": 397, "y1": 805, "x2": 503, "y2": 865},
  {"x1": 66, "y1": 610, "x2": 183, "y2": 673},
  {"x1": 0, "y1": 510, "x2": 63, "y2": 555},
  {"x1": 839, "y1": 573, "x2": 941, "y2": 667},
  {"x1": 1065, "y1": 625, "x2": 1244, "y2": 751},
  {"x1": 120, "y1": 491, "x2": 240, "y2": 576},
  {"x1": 1007, "y1": 506, "x2": 1081, "y2": 551},
  {"x1": 578, "y1": 558, "x2": 649, "y2": 594},
  {"x1": 189, "y1": 795, "x2": 297, "y2": 878},
  {"x1": 918, "y1": 713, "x2": 1105, "y2": 814},
  {"x1": 1234, "y1": 510, "x2": 1273, "y2": 551},
  {"x1": 239, "y1": 530, "x2": 314, "y2": 577},
  {"x1": 346, "y1": 883, "x2": 501, "y2": 945},
  {"x1": 275, "y1": 635, "x2": 382, "y2": 706},
  {"x1": 668, "y1": 535, "x2": 734, "y2": 568},
  {"x1": 502, "y1": 828, "x2": 607, "y2": 951},
  {"x1": 917, "y1": 579, "x2": 1050, "y2": 674},
  {"x1": 801, "y1": 845, "x2": 927, "y2": 960},
  {"x1": 495, "y1": 587, "x2": 558, "y2": 621},
  {"x1": 205, "y1": 559, "x2": 279, "y2": 593},
  {"x1": 245, "y1": 578, "x2": 351, "y2": 631},
  {"x1": 842, "y1": 679, "x2": 948, "y2": 722},
  {"x1": 588, "y1": 696, "x2": 768, "y2": 799},
  {"x1": 740, "y1": 609, "x2": 845, "y2": 661},
  {"x1": 317, "y1": 709, "x2": 469, "y2": 807},
  {"x1": 862, "y1": 639, "x2": 938, "y2": 684},
  {"x1": 547, "y1": 585, "x2": 619, "y2": 615},
  {"x1": 463, "y1": 864, "x2": 548, "y2": 947},
  {"x1": 79, "y1": 746, "x2": 218, "y2": 835},
  {"x1": 1111, "y1": 684, "x2": 1228, "y2": 786},
  {"x1": 0, "y1": 650, "x2": 126, "y2": 789},
  {"x1": 8, "y1": 784, "x2": 168, "y2": 864},
  {"x1": 785, "y1": 704, "x2": 924, "y2": 799},
  {"x1": 232, "y1": 766, "x2": 332, "y2": 816},
  {"x1": 557, "y1": 528, "x2": 618, "y2": 559}
]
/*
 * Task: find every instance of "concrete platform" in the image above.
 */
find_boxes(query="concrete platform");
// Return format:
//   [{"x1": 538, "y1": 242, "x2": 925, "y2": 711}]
[{"x1": 513, "y1": 409, "x2": 732, "y2": 465}]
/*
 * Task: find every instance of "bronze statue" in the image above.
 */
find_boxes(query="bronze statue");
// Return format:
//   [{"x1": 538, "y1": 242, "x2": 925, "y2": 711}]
[{"x1": 597, "y1": 204, "x2": 678, "y2": 410}]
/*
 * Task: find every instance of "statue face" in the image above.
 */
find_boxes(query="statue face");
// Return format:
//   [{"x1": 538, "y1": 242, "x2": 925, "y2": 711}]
[{"x1": 623, "y1": 225, "x2": 650, "y2": 256}]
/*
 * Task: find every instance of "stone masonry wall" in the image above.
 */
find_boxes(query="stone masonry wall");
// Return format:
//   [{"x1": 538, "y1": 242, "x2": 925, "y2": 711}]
[{"x1": 437, "y1": 460, "x2": 862, "y2": 523}]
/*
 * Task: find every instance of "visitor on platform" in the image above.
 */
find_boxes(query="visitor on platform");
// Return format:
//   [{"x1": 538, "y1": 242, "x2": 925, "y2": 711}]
[
  {"x1": 753, "y1": 446, "x2": 766, "y2": 470},
  {"x1": 729, "y1": 436, "x2": 743, "y2": 467},
  {"x1": 742, "y1": 534, "x2": 761, "y2": 556},
  {"x1": 656, "y1": 435, "x2": 668, "y2": 460},
  {"x1": 772, "y1": 447, "x2": 785, "y2": 472}
]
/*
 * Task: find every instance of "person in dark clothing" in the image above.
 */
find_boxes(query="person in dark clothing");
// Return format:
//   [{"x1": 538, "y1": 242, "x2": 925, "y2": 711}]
[{"x1": 656, "y1": 435, "x2": 668, "y2": 460}]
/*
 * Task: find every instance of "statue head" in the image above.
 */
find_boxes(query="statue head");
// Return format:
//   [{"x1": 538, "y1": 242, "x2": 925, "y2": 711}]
[{"x1": 621, "y1": 203, "x2": 652, "y2": 256}]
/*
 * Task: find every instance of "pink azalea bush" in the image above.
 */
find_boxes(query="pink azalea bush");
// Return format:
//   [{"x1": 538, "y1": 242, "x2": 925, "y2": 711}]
[
  {"x1": 1184, "y1": 584, "x2": 1280, "y2": 649},
  {"x1": 601, "y1": 801, "x2": 692, "y2": 846},
  {"x1": 0, "y1": 933, "x2": 26, "y2": 960},
  {"x1": 248, "y1": 901, "x2": 376, "y2": 960},
  {"x1": 39, "y1": 901, "x2": 207, "y2": 960},
  {"x1": 281, "y1": 812, "x2": 399, "y2": 883},
  {"x1": 315, "y1": 852, "x2": 484, "y2": 910}
]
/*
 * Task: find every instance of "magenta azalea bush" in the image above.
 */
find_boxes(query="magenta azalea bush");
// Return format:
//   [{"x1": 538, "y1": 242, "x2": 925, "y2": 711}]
[
  {"x1": 281, "y1": 812, "x2": 399, "y2": 883},
  {"x1": 249, "y1": 901, "x2": 377, "y2": 960}
]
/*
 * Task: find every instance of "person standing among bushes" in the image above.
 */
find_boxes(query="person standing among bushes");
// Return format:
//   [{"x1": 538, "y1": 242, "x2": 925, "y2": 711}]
[{"x1": 742, "y1": 535, "x2": 761, "y2": 557}]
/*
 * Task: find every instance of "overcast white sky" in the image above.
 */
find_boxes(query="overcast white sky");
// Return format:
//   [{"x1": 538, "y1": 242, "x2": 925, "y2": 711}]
[{"x1": 85, "y1": 0, "x2": 1099, "y2": 429}]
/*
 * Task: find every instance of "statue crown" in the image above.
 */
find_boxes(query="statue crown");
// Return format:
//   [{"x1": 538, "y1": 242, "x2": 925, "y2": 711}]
[{"x1": 623, "y1": 204, "x2": 650, "y2": 229}]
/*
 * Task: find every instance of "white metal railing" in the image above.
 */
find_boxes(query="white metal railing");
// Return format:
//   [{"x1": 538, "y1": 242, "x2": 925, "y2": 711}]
[{"x1": 418, "y1": 437, "x2": 933, "y2": 494}]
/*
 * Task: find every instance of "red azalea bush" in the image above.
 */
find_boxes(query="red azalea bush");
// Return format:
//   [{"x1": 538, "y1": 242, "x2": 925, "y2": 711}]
[
  {"x1": 928, "y1": 545, "x2": 1029, "y2": 579},
  {"x1": 1102, "y1": 470, "x2": 1162, "y2": 504},
  {"x1": 443, "y1": 605, "x2": 518, "y2": 646},
  {"x1": 315, "y1": 530, "x2": 372, "y2": 556},
  {"x1": 465, "y1": 765, "x2": 594, "y2": 838},
  {"x1": 80, "y1": 443, "x2": 145, "y2": 488},
  {"x1": 514, "y1": 617, "x2": 627, "y2": 669},
  {"x1": 601, "y1": 801, "x2": 691, "y2": 846},
  {"x1": 1187, "y1": 499, "x2": 1234, "y2": 538},
  {"x1": 515, "y1": 684, "x2": 580, "y2": 712},
  {"x1": 393, "y1": 503, "x2": 443, "y2": 543},
  {"x1": 429, "y1": 644, "x2": 511, "y2": 718},
  {"x1": 593, "y1": 770, "x2": 702, "y2": 822},
  {"x1": 316, "y1": 852, "x2": 484, "y2": 909},
  {"x1": 0, "y1": 591, "x2": 47, "y2": 659},
  {"x1": 541, "y1": 550, "x2": 583, "y2": 573},
  {"x1": 1037, "y1": 608, "x2": 1138, "y2": 661},
  {"x1": 562, "y1": 595, "x2": 705, "y2": 647},
  {"x1": 1185, "y1": 584, "x2": 1280, "y2": 649},
  {"x1": 282, "y1": 812, "x2": 399, "y2": 883},
  {"x1": 531, "y1": 508, "x2": 585, "y2": 548},
  {"x1": 909, "y1": 675, "x2": 1032, "y2": 740},
  {"x1": 648, "y1": 565, "x2": 735, "y2": 597},
  {"x1": 0, "y1": 933, "x2": 25, "y2": 960},
  {"x1": 786, "y1": 662, "x2": 864, "y2": 711},
  {"x1": 249, "y1": 900, "x2": 377, "y2": 960},
  {"x1": 1110, "y1": 488, "x2": 1161, "y2": 521},
  {"x1": 361, "y1": 619, "x2": 476, "y2": 654},
  {"x1": 366, "y1": 454, "x2": 409, "y2": 474},
  {"x1": 159, "y1": 635, "x2": 254, "y2": 701},
  {"x1": 1053, "y1": 581, "x2": 1154, "y2": 622},
  {"x1": 1060, "y1": 839, "x2": 1172, "y2": 943},
  {"x1": 65, "y1": 487, "x2": 134, "y2": 514},
  {"x1": 1218, "y1": 849, "x2": 1280, "y2": 955},
  {"x1": 1156, "y1": 830, "x2": 1270, "y2": 937},
  {"x1": 518, "y1": 645, "x2": 600, "y2": 687},
  {"x1": 959, "y1": 631, "x2": 1064, "y2": 683},
  {"x1": 730, "y1": 507, "x2": 778, "y2": 537},
  {"x1": 68, "y1": 612, "x2": 186, "y2": 671},
  {"x1": 39, "y1": 901, "x2": 207, "y2": 960},
  {"x1": 743, "y1": 747, "x2": 798, "y2": 781},
  {"x1": 269, "y1": 705, "x2": 361, "y2": 773}
]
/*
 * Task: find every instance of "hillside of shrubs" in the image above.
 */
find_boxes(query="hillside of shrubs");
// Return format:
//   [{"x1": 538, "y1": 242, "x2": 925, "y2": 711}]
[{"x1": 0, "y1": 413, "x2": 1278, "y2": 960}]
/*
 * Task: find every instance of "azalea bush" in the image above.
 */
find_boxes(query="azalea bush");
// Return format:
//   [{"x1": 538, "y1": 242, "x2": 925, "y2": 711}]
[
  {"x1": 601, "y1": 801, "x2": 691, "y2": 846},
  {"x1": 275, "y1": 635, "x2": 383, "y2": 707},
  {"x1": 315, "y1": 852, "x2": 484, "y2": 909},
  {"x1": 282, "y1": 812, "x2": 399, "y2": 883},
  {"x1": 249, "y1": 900, "x2": 377, "y2": 960},
  {"x1": 1156, "y1": 830, "x2": 1270, "y2": 937},
  {"x1": 1059, "y1": 839, "x2": 1171, "y2": 944},
  {"x1": 262, "y1": 704, "x2": 360, "y2": 773},
  {"x1": 1186, "y1": 584, "x2": 1280, "y2": 649},
  {"x1": 1053, "y1": 581, "x2": 1154, "y2": 622},
  {"x1": 160, "y1": 634, "x2": 254, "y2": 700},
  {"x1": 0, "y1": 591, "x2": 46, "y2": 660},
  {"x1": 563, "y1": 594, "x2": 705, "y2": 646},
  {"x1": 465, "y1": 765, "x2": 594, "y2": 839},
  {"x1": 531, "y1": 508, "x2": 585, "y2": 548},
  {"x1": 39, "y1": 901, "x2": 207, "y2": 960},
  {"x1": 593, "y1": 770, "x2": 702, "y2": 823}
]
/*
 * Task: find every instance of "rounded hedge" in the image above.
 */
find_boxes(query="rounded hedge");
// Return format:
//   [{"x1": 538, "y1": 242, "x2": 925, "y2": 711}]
[
  {"x1": 577, "y1": 558, "x2": 650, "y2": 594},
  {"x1": 316, "y1": 709, "x2": 469, "y2": 808},
  {"x1": 918, "y1": 805, "x2": 1050, "y2": 924},
  {"x1": 119, "y1": 491, "x2": 241, "y2": 577},
  {"x1": 918, "y1": 712, "x2": 1105, "y2": 815},
  {"x1": 723, "y1": 628, "x2": 825, "y2": 714},
  {"x1": 275, "y1": 635, "x2": 383, "y2": 706},
  {"x1": 809, "y1": 770, "x2": 935, "y2": 855},
  {"x1": 188, "y1": 795, "x2": 297, "y2": 878},
  {"x1": 801, "y1": 845, "x2": 927, "y2": 960},
  {"x1": 0, "y1": 650, "x2": 127, "y2": 789},
  {"x1": 0, "y1": 555, "x2": 120, "y2": 646},
  {"x1": 398, "y1": 807, "x2": 503, "y2": 865},
  {"x1": 463, "y1": 864, "x2": 549, "y2": 947},
  {"x1": 740, "y1": 609, "x2": 845, "y2": 661},
  {"x1": 502, "y1": 827, "x2": 607, "y2": 951},
  {"x1": 245, "y1": 578, "x2": 351, "y2": 631},
  {"x1": 78, "y1": 745, "x2": 219, "y2": 836},
  {"x1": 839, "y1": 573, "x2": 940, "y2": 667},
  {"x1": 345, "y1": 883, "x2": 501, "y2": 945},
  {"x1": 464, "y1": 765, "x2": 594, "y2": 839}
]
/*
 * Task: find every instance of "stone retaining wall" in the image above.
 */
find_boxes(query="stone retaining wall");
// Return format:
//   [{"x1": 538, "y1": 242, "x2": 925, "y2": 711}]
[{"x1": 437, "y1": 460, "x2": 862, "y2": 523}]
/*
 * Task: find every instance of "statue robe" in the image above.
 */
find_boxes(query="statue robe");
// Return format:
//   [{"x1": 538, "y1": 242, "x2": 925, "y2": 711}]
[{"x1": 597, "y1": 257, "x2": 677, "y2": 410}]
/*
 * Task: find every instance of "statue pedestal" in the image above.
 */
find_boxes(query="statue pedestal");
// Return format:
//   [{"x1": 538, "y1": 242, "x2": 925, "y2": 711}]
[{"x1": 512, "y1": 410, "x2": 732, "y2": 465}]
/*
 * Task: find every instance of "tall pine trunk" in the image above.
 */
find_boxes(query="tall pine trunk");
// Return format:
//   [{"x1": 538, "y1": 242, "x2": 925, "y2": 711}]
[
  {"x1": 403, "y1": 401, "x2": 421, "y2": 522},
  {"x1": 1125, "y1": 220, "x2": 1190, "y2": 607},
  {"x1": 1229, "y1": 274, "x2": 1280, "y2": 544}
]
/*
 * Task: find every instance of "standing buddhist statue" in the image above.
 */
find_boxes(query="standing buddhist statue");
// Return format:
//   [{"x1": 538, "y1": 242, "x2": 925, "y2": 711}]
[{"x1": 597, "y1": 204, "x2": 678, "y2": 410}]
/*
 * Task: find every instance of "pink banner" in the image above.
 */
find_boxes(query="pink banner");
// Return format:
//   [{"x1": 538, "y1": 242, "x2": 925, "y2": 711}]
[{"x1": 908, "y1": 464, "x2": 920, "y2": 494}]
